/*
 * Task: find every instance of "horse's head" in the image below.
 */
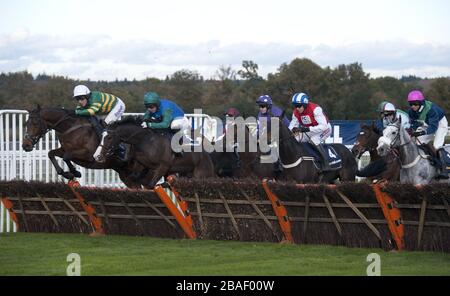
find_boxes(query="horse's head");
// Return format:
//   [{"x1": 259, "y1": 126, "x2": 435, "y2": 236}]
[
  {"x1": 377, "y1": 120, "x2": 402, "y2": 157},
  {"x1": 22, "y1": 105, "x2": 48, "y2": 151},
  {"x1": 352, "y1": 123, "x2": 381, "y2": 158}
]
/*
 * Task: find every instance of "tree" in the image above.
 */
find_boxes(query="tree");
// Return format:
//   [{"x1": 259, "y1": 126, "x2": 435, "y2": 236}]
[
  {"x1": 322, "y1": 63, "x2": 372, "y2": 119},
  {"x1": 266, "y1": 58, "x2": 327, "y2": 112},
  {"x1": 166, "y1": 69, "x2": 204, "y2": 112},
  {"x1": 426, "y1": 78, "x2": 450, "y2": 113},
  {"x1": 237, "y1": 60, "x2": 262, "y2": 81}
]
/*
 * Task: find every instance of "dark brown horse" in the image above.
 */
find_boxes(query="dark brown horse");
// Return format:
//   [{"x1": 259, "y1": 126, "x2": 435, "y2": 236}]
[
  {"x1": 351, "y1": 123, "x2": 400, "y2": 181},
  {"x1": 268, "y1": 117, "x2": 357, "y2": 183},
  {"x1": 208, "y1": 119, "x2": 281, "y2": 179},
  {"x1": 100, "y1": 117, "x2": 215, "y2": 188},
  {"x1": 22, "y1": 105, "x2": 144, "y2": 188}
]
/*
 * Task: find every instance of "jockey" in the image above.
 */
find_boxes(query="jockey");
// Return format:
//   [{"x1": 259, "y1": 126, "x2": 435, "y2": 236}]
[
  {"x1": 357, "y1": 101, "x2": 410, "y2": 179},
  {"x1": 223, "y1": 107, "x2": 240, "y2": 133},
  {"x1": 141, "y1": 91, "x2": 192, "y2": 144},
  {"x1": 256, "y1": 95, "x2": 288, "y2": 172},
  {"x1": 407, "y1": 90, "x2": 448, "y2": 179},
  {"x1": 377, "y1": 101, "x2": 410, "y2": 129},
  {"x1": 224, "y1": 107, "x2": 240, "y2": 118},
  {"x1": 256, "y1": 95, "x2": 290, "y2": 133},
  {"x1": 289, "y1": 92, "x2": 333, "y2": 171},
  {"x1": 223, "y1": 107, "x2": 242, "y2": 167},
  {"x1": 215, "y1": 107, "x2": 241, "y2": 142},
  {"x1": 73, "y1": 84, "x2": 126, "y2": 161}
]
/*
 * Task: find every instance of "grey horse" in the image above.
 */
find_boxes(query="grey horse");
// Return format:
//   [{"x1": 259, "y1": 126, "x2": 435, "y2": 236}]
[{"x1": 377, "y1": 119, "x2": 450, "y2": 185}]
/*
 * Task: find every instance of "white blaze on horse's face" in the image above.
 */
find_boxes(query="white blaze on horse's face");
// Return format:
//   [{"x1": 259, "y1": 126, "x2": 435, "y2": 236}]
[
  {"x1": 377, "y1": 136, "x2": 390, "y2": 156},
  {"x1": 377, "y1": 124, "x2": 399, "y2": 156}
]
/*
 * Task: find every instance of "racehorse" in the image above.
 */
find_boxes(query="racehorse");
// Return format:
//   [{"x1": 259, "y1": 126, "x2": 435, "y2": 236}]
[
  {"x1": 269, "y1": 117, "x2": 357, "y2": 183},
  {"x1": 100, "y1": 117, "x2": 215, "y2": 188},
  {"x1": 22, "y1": 105, "x2": 143, "y2": 188},
  {"x1": 377, "y1": 118, "x2": 450, "y2": 185},
  {"x1": 208, "y1": 119, "x2": 280, "y2": 179},
  {"x1": 352, "y1": 123, "x2": 400, "y2": 181}
]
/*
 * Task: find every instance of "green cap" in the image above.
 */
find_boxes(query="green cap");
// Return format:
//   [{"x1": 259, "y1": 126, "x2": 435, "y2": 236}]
[{"x1": 144, "y1": 92, "x2": 161, "y2": 106}]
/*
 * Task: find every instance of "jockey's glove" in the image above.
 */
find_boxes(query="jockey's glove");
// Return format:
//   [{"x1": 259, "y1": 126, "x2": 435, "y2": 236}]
[
  {"x1": 299, "y1": 126, "x2": 310, "y2": 133},
  {"x1": 141, "y1": 122, "x2": 148, "y2": 128},
  {"x1": 412, "y1": 130, "x2": 426, "y2": 137}
]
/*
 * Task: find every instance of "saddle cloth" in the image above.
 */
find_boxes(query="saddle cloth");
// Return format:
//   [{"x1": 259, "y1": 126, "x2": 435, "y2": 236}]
[
  {"x1": 303, "y1": 143, "x2": 342, "y2": 170},
  {"x1": 440, "y1": 148, "x2": 450, "y2": 174}
]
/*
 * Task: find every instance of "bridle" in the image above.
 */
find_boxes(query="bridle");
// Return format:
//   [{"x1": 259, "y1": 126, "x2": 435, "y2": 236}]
[
  {"x1": 384, "y1": 123, "x2": 426, "y2": 168},
  {"x1": 385, "y1": 123, "x2": 412, "y2": 149},
  {"x1": 354, "y1": 128, "x2": 380, "y2": 158},
  {"x1": 24, "y1": 110, "x2": 71, "y2": 146}
]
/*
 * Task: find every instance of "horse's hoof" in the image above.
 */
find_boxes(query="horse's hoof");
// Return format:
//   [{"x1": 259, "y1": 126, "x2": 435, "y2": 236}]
[
  {"x1": 72, "y1": 170, "x2": 82, "y2": 178},
  {"x1": 62, "y1": 172, "x2": 75, "y2": 180}
]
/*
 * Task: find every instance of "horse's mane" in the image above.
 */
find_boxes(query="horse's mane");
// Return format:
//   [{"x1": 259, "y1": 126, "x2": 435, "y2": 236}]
[
  {"x1": 361, "y1": 123, "x2": 382, "y2": 136},
  {"x1": 30, "y1": 106, "x2": 79, "y2": 118},
  {"x1": 109, "y1": 116, "x2": 144, "y2": 128}
]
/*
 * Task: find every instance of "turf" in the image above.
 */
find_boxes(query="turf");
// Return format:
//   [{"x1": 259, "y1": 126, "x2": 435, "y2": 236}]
[{"x1": 0, "y1": 233, "x2": 449, "y2": 276}]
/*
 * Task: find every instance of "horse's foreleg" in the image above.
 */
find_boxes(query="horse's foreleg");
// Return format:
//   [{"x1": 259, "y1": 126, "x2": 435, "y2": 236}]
[
  {"x1": 63, "y1": 152, "x2": 82, "y2": 178},
  {"x1": 148, "y1": 164, "x2": 171, "y2": 188},
  {"x1": 48, "y1": 148, "x2": 74, "y2": 179}
]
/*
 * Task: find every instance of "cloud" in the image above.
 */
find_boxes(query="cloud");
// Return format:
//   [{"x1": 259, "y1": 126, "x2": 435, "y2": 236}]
[{"x1": 0, "y1": 32, "x2": 449, "y2": 80}]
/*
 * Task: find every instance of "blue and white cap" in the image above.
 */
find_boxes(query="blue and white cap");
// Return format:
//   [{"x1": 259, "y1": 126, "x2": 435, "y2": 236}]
[{"x1": 292, "y1": 92, "x2": 309, "y2": 105}]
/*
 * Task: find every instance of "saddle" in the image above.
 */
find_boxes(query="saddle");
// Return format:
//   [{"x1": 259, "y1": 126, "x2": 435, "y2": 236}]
[
  {"x1": 418, "y1": 143, "x2": 438, "y2": 166},
  {"x1": 418, "y1": 143, "x2": 450, "y2": 176}
]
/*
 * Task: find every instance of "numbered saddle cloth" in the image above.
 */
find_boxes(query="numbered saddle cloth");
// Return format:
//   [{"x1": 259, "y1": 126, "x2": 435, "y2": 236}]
[
  {"x1": 304, "y1": 143, "x2": 342, "y2": 170},
  {"x1": 441, "y1": 148, "x2": 450, "y2": 174}
]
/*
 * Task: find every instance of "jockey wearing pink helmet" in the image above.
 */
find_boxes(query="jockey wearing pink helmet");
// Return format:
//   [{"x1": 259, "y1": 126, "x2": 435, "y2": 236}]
[
  {"x1": 407, "y1": 90, "x2": 449, "y2": 179},
  {"x1": 407, "y1": 90, "x2": 425, "y2": 102}
]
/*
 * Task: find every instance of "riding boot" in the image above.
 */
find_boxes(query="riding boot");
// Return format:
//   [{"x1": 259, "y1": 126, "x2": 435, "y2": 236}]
[
  {"x1": 89, "y1": 116, "x2": 105, "y2": 139},
  {"x1": 436, "y1": 149, "x2": 449, "y2": 179},
  {"x1": 315, "y1": 144, "x2": 331, "y2": 171}
]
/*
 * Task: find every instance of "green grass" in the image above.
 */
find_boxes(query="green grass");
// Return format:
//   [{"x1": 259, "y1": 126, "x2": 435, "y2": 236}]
[{"x1": 0, "y1": 233, "x2": 449, "y2": 276}]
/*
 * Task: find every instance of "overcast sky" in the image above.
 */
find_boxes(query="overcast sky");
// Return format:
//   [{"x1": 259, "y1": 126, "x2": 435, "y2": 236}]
[{"x1": 1, "y1": 0, "x2": 449, "y2": 80}]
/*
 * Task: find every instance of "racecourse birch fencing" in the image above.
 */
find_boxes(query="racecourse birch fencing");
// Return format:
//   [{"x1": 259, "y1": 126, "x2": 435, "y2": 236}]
[{"x1": 1, "y1": 179, "x2": 449, "y2": 252}]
